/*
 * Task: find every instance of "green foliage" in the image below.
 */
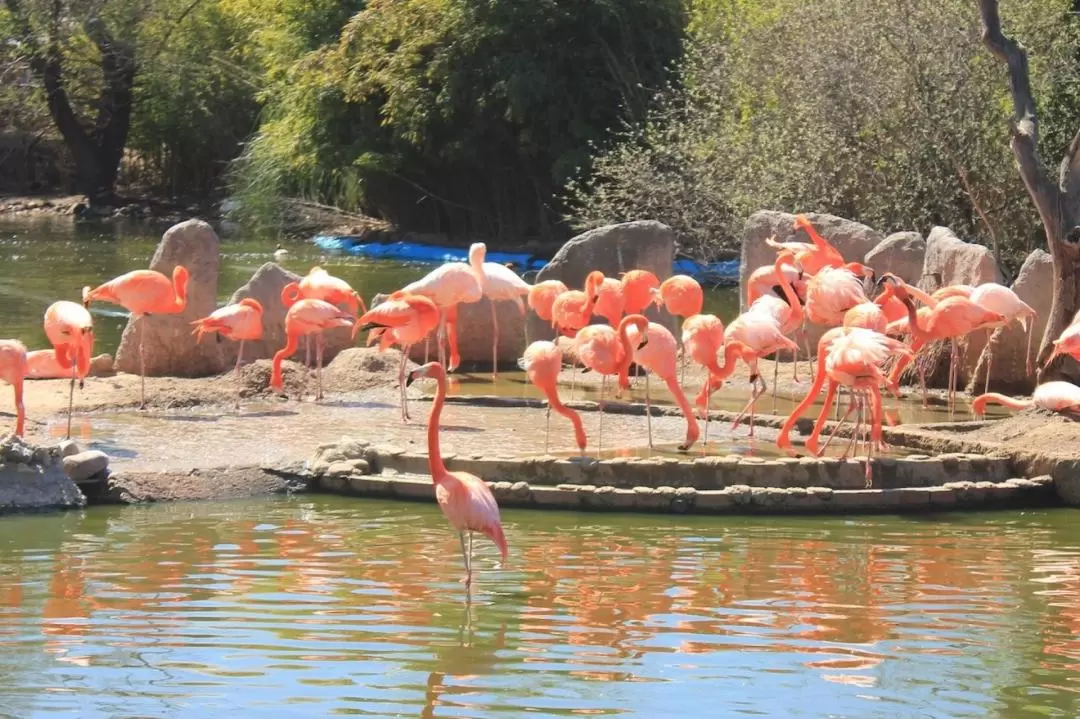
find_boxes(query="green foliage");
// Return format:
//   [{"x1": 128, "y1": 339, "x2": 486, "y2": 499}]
[
  {"x1": 231, "y1": 0, "x2": 687, "y2": 240},
  {"x1": 567, "y1": 0, "x2": 1080, "y2": 270}
]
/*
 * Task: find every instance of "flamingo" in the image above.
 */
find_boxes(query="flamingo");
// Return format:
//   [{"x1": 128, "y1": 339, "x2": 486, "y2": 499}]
[
  {"x1": 968, "y1": 282, "x2": 1037, "y2": 392},
  {"x1": 574, "y1": 314, "x2": 649, "y2": 453},
  {"x1": 620, "y1": 270, "x2": 661, "y2": 315},
  {"x1": 551, "y1": 271, "x2": 605, "y2": 398},
  {"x1": 804, "y1": 263, "x2": 874, "y2": 327},
  {"x1": 652, "y1": 274, "x2": 704, "y2": 383},
  {"x1": 479, "y1": 252, "x2": 531, "y2": 379},
  {"x1": 401, "y1": 243, "x2": 485, "y2": 372},
  {"x1": 82, "y1": 265, "x2": 189, "y2": 409},
  {"x1": 26, "y1": 350, "x2": 77, "y2": 379},
  {"x1": 623, "y1": 319, "x2": 701, "y2": 451},
  {"x1": 519, "y1": 341, "x2": 587, "y2": 454},
  {"x1": 746, "y1": 260, "x2": 807, "y2": 306},
  {"x1": 775, "y1": 327, "x2": 846, "y2": 456},
  {"x1": 972, "y1": 381, "x2": 1080, "y2": 419},
  {"x1": 357, "y1": 291, "x2": 440, "y2": 422},
  {"x1": 593, "y1": 275, "x2": 626, "y2": 327},
  {"x1": 884, "y1": 279, "x2": 1005, "y2": 411},
  {"x1": 43, "y1": 300, "x2": 94, "y2": 438},
  {"x1": 765, "y1": 215, "x2": 846, "y2": 275},
  {"x1": 681, "y1": 314, "x2": 744, "y2": 443},
  {"x1": 1044, "y1": 310, "x2": 1080, "y2": 367},
  {"x1": 270, "y1": 299, "x2": 354, "y2": 400},
  {"x1": 191, "y1": 298, "x2": 265, "y2": 408},
  {"x1": 723, "y1": 307, "x2": 800, "y2": 439},
  {"x1": 405, "y1": 361, "x2": 508, "y2": 589},
  {"x1": 281, "y1": 266, "x2": 367, "y2": 369},
  {"x1": 527, "y1": 280, "x2": 568, "y2": 327},
  {"x1": 0, "y1": 340, "x2": 27, "y2": 436}
]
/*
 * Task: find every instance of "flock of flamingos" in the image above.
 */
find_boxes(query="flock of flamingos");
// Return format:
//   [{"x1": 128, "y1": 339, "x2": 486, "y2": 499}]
[{"x1": 2, "y1": 214, "x2": 1080, "y2": 583}]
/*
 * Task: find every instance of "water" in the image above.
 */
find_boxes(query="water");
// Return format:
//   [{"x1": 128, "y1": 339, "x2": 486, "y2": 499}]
[{"x1": 0, "y1": 496, "x2": 1077, "y2": 717}]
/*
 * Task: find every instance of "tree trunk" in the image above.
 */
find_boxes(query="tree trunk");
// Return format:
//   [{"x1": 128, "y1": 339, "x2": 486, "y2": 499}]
[{"x1": 978, "y1": 0, "x2": 1080, "y2": 383}]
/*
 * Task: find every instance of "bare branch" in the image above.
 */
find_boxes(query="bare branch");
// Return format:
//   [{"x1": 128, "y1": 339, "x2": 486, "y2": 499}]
[{"x1": 978, "y1": 0, "x2": 1061, "y2": 236}]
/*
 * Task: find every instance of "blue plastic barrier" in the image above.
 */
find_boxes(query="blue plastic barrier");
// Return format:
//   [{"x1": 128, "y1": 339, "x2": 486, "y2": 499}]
[{"x1": 312, "y1": 235, "x2": 740, "y2": 283}]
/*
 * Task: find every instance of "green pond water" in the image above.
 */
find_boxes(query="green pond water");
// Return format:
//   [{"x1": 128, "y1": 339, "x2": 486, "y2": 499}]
[{"x1": 0, "y1": 495, "x2": 1078, "y2": 717}]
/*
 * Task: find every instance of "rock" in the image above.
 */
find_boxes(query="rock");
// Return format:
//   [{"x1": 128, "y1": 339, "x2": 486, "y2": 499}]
[
  {"x1": 115, "y1": 219, "x2": 227, "y2": 377},
  {"x1": 864, "y1": 231, "x2": 925, "y2": 285},
  {"x1": 0, "y1": 435, "x2": 85, "y2": 512},
  {"x1": 103, "y1": 466, "x2": 306, "y2": 503},
  {"x1": 740, "y1": 211, "x2": 884, "y2": 312},
  {"x1": 61, "y1": 450, "x2": 109, "y2": 482},
  {"x1": 323, "y1": 346, "x2": 414, "y2": 391},
  {"x1": 969, "y1": 249, "x2": 1052, "y2": 394},
  {"x1": 526, "y1": 221, "x2": 677, "y2": 342},
  {"x1": 90, "y1": 353, "x2": 115, "y2": 376},
  {"x1": 57, "y1": 440, "x2": 81, "y2": 458},
  {"x1": 916, "y1": 226, "x2": 1003, "y2": 387},
  {"x1": 370, "y1": 292, "x2": 525, "y2": 368}
]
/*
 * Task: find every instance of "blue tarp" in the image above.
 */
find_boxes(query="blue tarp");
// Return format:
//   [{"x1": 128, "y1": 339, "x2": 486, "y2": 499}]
[{"x1": 312, "y1": 235, "x2": 740, "y2": 283}]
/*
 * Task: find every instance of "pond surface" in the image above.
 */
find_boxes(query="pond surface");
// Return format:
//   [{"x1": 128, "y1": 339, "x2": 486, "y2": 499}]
[{"x1": 0, "y1": 495, "x2": 1078, "y2": 718}]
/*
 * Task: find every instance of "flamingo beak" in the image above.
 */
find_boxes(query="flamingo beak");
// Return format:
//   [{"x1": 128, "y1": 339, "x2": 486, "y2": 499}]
[
  {"x1": 637, "y1": 338, "x2": 649, "y2": 350},
  {"x1": 405, "y1": 371, "x2": 418, "y2": 388}
]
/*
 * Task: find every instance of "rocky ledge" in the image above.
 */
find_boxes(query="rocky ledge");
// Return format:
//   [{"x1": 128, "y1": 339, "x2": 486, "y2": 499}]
[{"x1": 0, "y1": 434, "x2": 96, "y2": 512}]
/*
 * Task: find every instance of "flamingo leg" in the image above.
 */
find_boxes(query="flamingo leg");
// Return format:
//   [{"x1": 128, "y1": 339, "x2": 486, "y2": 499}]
[
  {"x1": 490, "y1": 300, "x2": 499, "y2": 381},
  {"x1": 570, "y1": 364, "x2": 577, "y2": 402},
  {"x1": 645, "y1": 371, "x2": 653, "y2": 449},
  {"x1": 305, "y1": 334, "x2": 311, "y2": 368},
  {"x1": 703, "y1": 376, "x2": 711, "y2": 446},
  {"x1": 235, "y1": 339, "x2": 245, "y2": 410},
  {"x1": 749, "y1": 374, "x2": 765, "y2": 441},
  {"x1": 458, "y1": 531, "x2": 472, "y2": 587},
  {"x1": 983, "y1": 329, "x2": 993, "y2": 395},
  {"x1": 598, "y1": 374, "x2": 606, "y2": 455},
  {"x1": 820, "y1": 394, "x2": 857, "y2": 456},
  {"x1": 771, "y1": 352, "x2": 779, "y2": 410},
  {"x1": 66, "y1": 369, "x2": 75, "y2": 440},
  {"x1": 315, "y1": 333, "x2": 325, "y2": 401},
  {"x1": 544, "y1": 404, "x2": 551, "y2": 454},
  {"x1": 138, "y1": 321, "x2": 147, "y2": 410},
  {"x1": 437, "y1": 310, "x2": 447, "y2": 369},
  {"x1": 1024, "y1": 316, "x2": 1035, "y2": 376},
  {"x1": 424, "y1": 336, "x2": 430, "y2": 364},
  {"x1": 866, "y1": 386, "x2": 884, "y2": 487},
  {"x1": 731, "y1": 374, "x2": 765, "y2": 439},
  {"x1": 805, "y1": 380, "x2": 839, "y2": 457},
  {"x1": 399, "y1": 349, "x2": 410, "y2": 423}
]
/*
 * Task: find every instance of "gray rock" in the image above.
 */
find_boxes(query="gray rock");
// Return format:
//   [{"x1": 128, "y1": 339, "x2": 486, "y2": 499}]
[
  {"x1": 527, "y1": 221, "x2": 677, "y2": 342},
  {"x1": 864, "y1": 231, "x2": 925, "y2": 285},
  {"x1": 62, "y1": 450, "x2": 109, "y2": 482},
  {"x1": 57, "y1": 440, "x2": 81, "y2": 458},
  {"x1": 115, "y1": 219, "x2": 228, "y2": 377},
  {"x1": 969, "y1": 249, "x2": 1052, "y2": 393},
  {"x1": 0, "y1": 435, "x2": 85, "y2": 512}
]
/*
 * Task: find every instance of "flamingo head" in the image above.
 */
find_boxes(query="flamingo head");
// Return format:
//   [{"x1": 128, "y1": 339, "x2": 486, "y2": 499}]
[
  {"x1": 239, "y1": 297, "x2": 265, "y2": 315},
  {"x1": 844, "y1": 262, "x2": 875, "y2": 280},
  {"x1": 405, "y1": 360, "x2": 447, "y2": 387},
  {"x1": 468, "y1": 242, "x2": 487, "y2": 271},
  {"x1": 585, "y1": 270, "x2": 605, "y2": 302}
]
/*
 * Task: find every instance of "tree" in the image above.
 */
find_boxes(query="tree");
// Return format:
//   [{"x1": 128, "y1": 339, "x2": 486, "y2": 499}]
[
  {"x1": 2, "y1": 0, "x2": 202, "y2": 206},
  {"x1": 979, "y1": 0, "x2": 1080, "y2": 382}
]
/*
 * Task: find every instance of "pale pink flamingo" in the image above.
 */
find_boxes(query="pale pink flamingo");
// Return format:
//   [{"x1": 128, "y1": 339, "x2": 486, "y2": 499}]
[
  {"x1": 551, "y1": 271, "x2": 604, "y2": 398},
  {"x1": 83, "y1": 265, "x2": 189, "y2": 409},
  {"x1": 519, "y1": 341, "x2": 587, "y2": 454},
  {"x1": 723, "y1": 305, "x2": 800, "y2": 439},
  {"x1": 804, "y1": 263, "x2": 874, "y2": 327},
  {"x1": 281, "y1": 266, "x2": 367, "y2": 368},
  {"x1": 26, "y1": 350, "x2": 74, "y2": 379},
  {"x1": 406, "y1": 361, "x2": 508, "y2": 589},
  {"x1": 527, "y1": 280, "x2": 568, "y2": 326},
  {"x1": 1044, "y1": 310, "x2": 1080, "y2": 367},
  {"x1": 593, "y1": 275, "x2": 626, "y2": 326},
  {"x1": 400, "y1": 243, "x2": 485, "y2": 371},
  {"x1": 651, "y1": 274, "x2": 704, "y2": 383},
  {"x1": 357, "y1": 291, "x2": 440, "y2": 421},
  {"x1": 479, "y1": 251, "x2": 531, "y2": 378},
  {"x1": 44, "y1": 300, "x2": 94, "y2": 437},
  {"x1": 972, "y1": 381, "x2": 1080, "y2": 419},
  {"x1": 968, "y1": 282, "x2": 1037, "y2": 392},
  {"x1": 191, "y1": 298, "x2": 265, "y2": 408},
  {"x1": 574, "y1": 314, "x2": 649, "y2": 453},
  {"x1": 680, "y1": 314, "x2": 744, "y2": 444},
  {"x1": 0, "y1": 340, "x2": 27, "y2": 436},
  {"x1": 621, "y1": 270, "x2": 661, "y2": 315},
  {"x1": 270, "y1": 299, "x2": 354, "y2": 400},
  {"x1": 623, "y1": 319, "x2": 701, "y2": 450}
]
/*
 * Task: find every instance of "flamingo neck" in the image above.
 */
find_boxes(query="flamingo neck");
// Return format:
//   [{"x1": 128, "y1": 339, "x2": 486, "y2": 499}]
[
  {"x1": 270, "y1": 332, "x2": 300, "y2": 388},
  {"x1": 615, "y1": 315, "x2": 647, "y2": 388},
  {"x1": 972, "y1": 393, "x2": 1033, "y2": 417},
  {"x1": 902, "y1": 297, "x2": 929, "y2": 343},
  {"x1": 777, "y1": 338, "x2": 831, "y2": 452},
  {"x1": 546, "y1": 382, "x2": 586, "y2": 451},
  {"x1": 774, "y1": 257, "x2": 803, "y2": 327},
  {"x1": 427, "y1": 370, "x2": 449, "y2": 478},
  {"x1": 664, "y1": 374, "x2": 700, "y2": 448},
  {"x1": 173, "y1": 269, "x2": 188, "y2": 311},
  {"x1": 873, "y1": 283, "x2": 894, "y2": 308}
]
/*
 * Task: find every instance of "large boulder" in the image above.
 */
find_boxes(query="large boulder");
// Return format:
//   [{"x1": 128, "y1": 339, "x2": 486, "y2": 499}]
[
  {"x1": 367, "y1": 294, "x2": 525, "y2": 369},
  {"x1": 115, "y1": 219, "x2": 227, "y2": 377},
  {"x1": 864, "y1": 231, "x2": 925, "y2": 285},
  {"x1": 968, "y1": 249, "x2": 1052, "y2": 394},
  {"x1": 0, "y1": 434, "x2": 86, "y2": 512},
  {"x1": 915, "y1": 226, "x2": 1003, "y2": 387},
  {"x1": 739, "y1": 210, "x2": 884, "y2": 312},
  {"x1": 526, "y1": 220, "x2": 677, "y2": 342}
]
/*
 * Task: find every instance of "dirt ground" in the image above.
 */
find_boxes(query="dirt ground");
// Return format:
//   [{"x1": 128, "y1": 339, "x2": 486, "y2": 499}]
[{"x1": 948, "y1": 407, "x2": 1080, "y2": 457}]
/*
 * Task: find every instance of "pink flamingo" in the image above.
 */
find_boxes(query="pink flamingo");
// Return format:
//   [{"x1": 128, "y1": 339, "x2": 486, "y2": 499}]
[
  {"x1": 527, "y1": 280, "x2": 568, "y2": 326},
  {"x1": 519, "y1": 340, "x2": 587, "y2": 454},
  {"x1": 968, "y1": 282, "x2": 1037, "y2": 392},
  {"x1": 551, "y1": 271, "x2": 604, "y2": 398},
  {"x1": 479, "y1": 250, "x2": 531, "y2": 378},
  {"x1": 26, "y1": 349, "x2": 75, "y2": 379},
  {"x1": 83, "y1": 265, "x2": 189, "y2": 409},
  {"x1": 804, "y1": 263, "x2": 874, "y2": 327},
  {"x1": 401, "y1": 243, "x2": 485, "y2": 372},
  {"x1": 357, "y1": 291, "x2": 440, "y2": 421},
  {"x1": 765, "y1": 216, "x2": 845, "y2": 275},
  {"x1": 593, "y1": 275, "x2": 626, "y2": 326},
  {"x1": 746, "y1": 259, "x2": 807, "y2": 306},
  {"x1": 775, "y1": 327, "x2": 846, "y2": 456},
  {"x1": 1044, "y1": 310, "x2": 1080, "y2": 367},
  {"x1": 281, "y1": 266, "x2": 367, "y2": 369},
  {"x1": 406, "y1": 361, "x2": 508, "y2": 589},
  {"x1": 0, "y1": 340, "x2": 27, "y2": 436},
  {"x1": 270, "y1": 299, "x2": 354, "y2": 400},
  {"x1": 44, "y1": 300, "x2": 94, "y2": 437},
  {"x1": 652, "y1": 274, "x2": 704, "y2": 383},
  {"x1": 574, "y1": 314, "x2": 649, "y2": 453},
  {"x1": 620, "y1": 270, "x2": 661, "y2": 315},
  {"x1": 623, "y1": 319, "x2": 701, "y2": 450},
  {"x1": 680, "y1": 314, "x2": 744, "y2": 443},
  {"x1": 191, "y1": 298, "x2": 265, "y2": 408},
  {"x1": 972, "y1": 381, "x2": 1080, "y2": 419}
]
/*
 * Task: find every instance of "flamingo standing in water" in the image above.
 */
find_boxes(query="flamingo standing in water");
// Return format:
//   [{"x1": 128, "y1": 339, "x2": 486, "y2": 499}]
[
  {"x1": 681, "y1": 314, "x2": 744, "y2": 444},
  {"x1": 967, "y1": 282, "x2": 1037, "y2": 392},
  {"x1": 357, "y1": 291, "x2": 440, "y2": 421},
  {"x1": 191, "y1": 298, "x2": 265, "y2": 408},
  {"x1": 401, "y1": 243, "x2": 485, "y2": 372},
  {"x1": 574, "y1": 314, "x2": 649, "y2": 453},
  {"x1": 972, "y1": 381, "x2": 1080, "y2": 419},
  {"x1": 592, "y1": 275, "x2": 626, "y2": 327},
  {"x1": 83, "y1": 265, "x2": 189, "y2": 409},
  {"x1": 270, "y1": 299, "x2": 354, "y2": 400},
  {"x1": 623, "y1": 319, "x2": 701, "y2": 451},
  {"x1": 44, "y1": 300, "x2": 94, "y2": 438},
  {"x1": 0, "y1": 340, "x2": 28, "y2": 436},
  {"x1": 281, "y1": 266, "x2": 367, "y2": 369},
  {"x1": 551, "y1": 271, "x2": 605, "y2": 398},
  {"x1": 652, "y1": 274, "x2": 703, "y2": 383},
  {"x1": 479, "y1": 252, "x2": 531, "y2": 379},
  {"x1": 519, "y1": 340, "x2": 587, "y2": 454},
  {"x1": 405, "y1": 361, "x2": 508, "y2": 589}
]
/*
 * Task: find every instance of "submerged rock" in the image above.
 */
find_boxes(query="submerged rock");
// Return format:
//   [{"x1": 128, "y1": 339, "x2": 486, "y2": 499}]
[
  {"x1": 115, "y1": 219, "x2": 227, "y2": 377},
  {"x1": 0, "y1": 434, "x2": 86, "y2": 512}
]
